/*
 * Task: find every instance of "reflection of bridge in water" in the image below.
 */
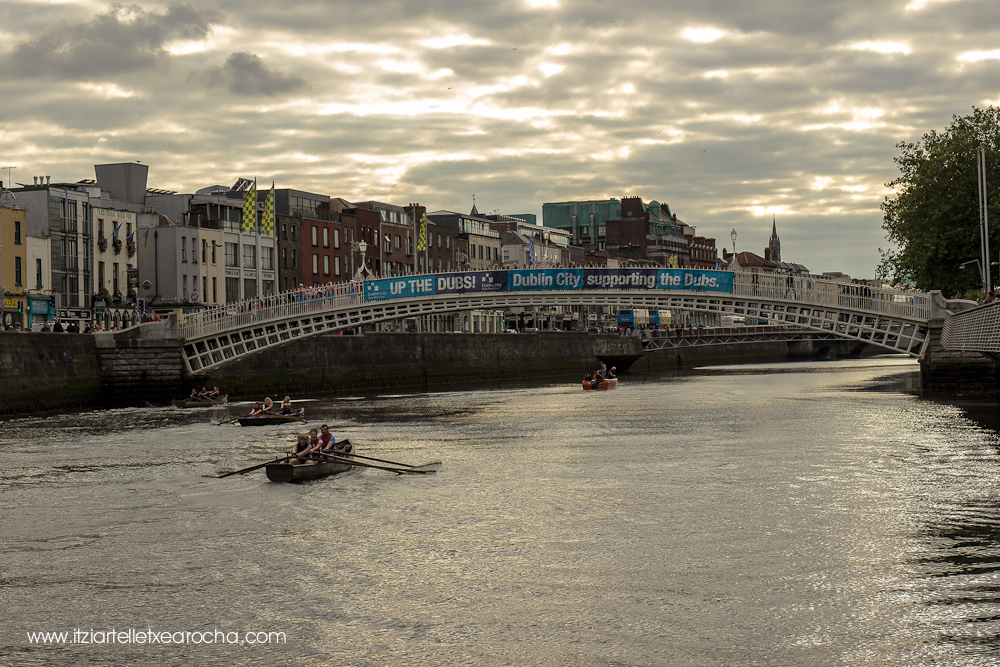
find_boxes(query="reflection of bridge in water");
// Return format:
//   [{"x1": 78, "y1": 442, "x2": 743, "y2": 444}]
[{"x1": 173, "y1": 270, "x2": 947, "y2": 375}]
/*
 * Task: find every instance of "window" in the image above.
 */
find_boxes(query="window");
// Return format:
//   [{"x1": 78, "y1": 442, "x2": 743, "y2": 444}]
[
  {"x1": 113, "y1": 263, "x2": 120, "y2": 293},
  {"x1": 225, "y1": 242, "x2": 239, "y2": 267},
  {"x1": 312, "y1": 254, "x2": 318, "y2": 274},
  {"x1": 323, "y1": 255, "x2": 329, "y2": 275},
  {"x1": 98, "y1": 219, "x2": 105, "y2": 239},
  {"x1": 263, "y1": 280, "x2": 274, "y2": 296},
  {"x1": 281, "y1": 224, "x2": 287, "y2": 240},
  {"x1": 282, "y1": 247, "x2": 287, "y2": 268},
  {"x1": 225, "y1": 277, "x2": 239, "y2": 302},
  {"x1": 291, "y1": 249, "x2": 297, "y2": 269},
  {"x1": 437, "y1": 233, "x2": 441, "y2": 248},
  {"x1": 212, "y1": 277, "x2": 218, "y2": 303},
  {"x1": 395, "y1": 234, "x2": 401, "y2": 249},
  {"x1": 334, "y1": 255, "x2": 341, "y2": 276},
  {"x1": 36, "y1": 258, "x2": 42, "y2": 288},
  {"x1": 261, "y1": 246, "x2": 274, "y2": 271},
  {"x1": 311, "y1": 226, "x2": 318, "y2": 246},
  {"x1": 14, "y1": 220, "x2": 21, "y2": 244},
  {"x1": 323, "y1": 228, "x2": 329, "y2": 247},
  {"x1": 202, "y1": 239, "x2": 207, "y2": 263},
  {"x1": 244, "y1": 278, "x2": 257, "y2": 299},
  {"x1": 243, "y1": 244, "x2": 256, "y2": 269},
  {"x1": 98, "y1": 262, "x2": 105, "y2": 291},
  {"x1": 291, "y1": 225, "x2": 297, "y2": 240},
  {"x1": 181, "y1": 237, "x2": 187, "y2": 262},
  {"x1": 446, "y1": 236, "x2": 450, "y2": 249},
  {"x1": 203, "y1": 276, "x2": 207, "y2": 301},
  {"x1": 211, "y1": 243, "x2": 217, "y2": 264},
  {"x1": 182, "y1": 275, "x2": 187, "y2": 296},
  {"x1": 14, "y1": 257, "x2": 21, "y2": 286},
  {"x1": 334, "y1": 228, "x2": 340, "y2": 249}
]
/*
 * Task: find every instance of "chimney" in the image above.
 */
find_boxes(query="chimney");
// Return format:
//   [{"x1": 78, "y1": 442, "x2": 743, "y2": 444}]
[
  {"x1": 764, "y1": 248, "x2": 770, "y2": 261},
  {"x1": 46, "y1": 176, "x2": 51, "y2": 184},
  {"x1": 33, "y1": 176, "x2": 38, "y2": 185}
]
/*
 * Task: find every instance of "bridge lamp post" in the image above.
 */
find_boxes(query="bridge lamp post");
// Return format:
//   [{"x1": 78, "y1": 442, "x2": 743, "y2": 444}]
[
  {"x1": 730, "y1": 229, "x2": 737, "y2": 255},
  {"x1": 959, "y1": 259, "x2": 985, "y2": 293}
]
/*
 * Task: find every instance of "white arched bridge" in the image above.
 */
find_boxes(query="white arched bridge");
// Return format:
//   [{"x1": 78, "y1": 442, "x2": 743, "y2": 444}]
[{"x1": 172, "y1": 267, "x2": 942, "y2": 376}]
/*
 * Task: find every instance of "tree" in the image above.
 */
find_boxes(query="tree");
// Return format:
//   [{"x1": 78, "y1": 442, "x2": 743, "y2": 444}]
[{"x1": 879, "y1": 106, "x2": 1000, "y2": 295}]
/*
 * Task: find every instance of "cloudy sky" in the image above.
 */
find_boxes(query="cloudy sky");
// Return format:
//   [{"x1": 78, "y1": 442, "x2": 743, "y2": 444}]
[{"x1": 3, "y1": 0, "x2": 998, "y2": 277}]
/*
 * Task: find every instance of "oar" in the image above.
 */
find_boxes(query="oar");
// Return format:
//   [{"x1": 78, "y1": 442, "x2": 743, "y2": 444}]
[
  {"x1": 217, "y1": 455, "x2": 294, "y2": 478},
  {"x1": 348, "y1": 452, "x2": 442, "y2": 469},
  {"x1": 313, "y1": 451, "x2": 433, "y2": 475}
]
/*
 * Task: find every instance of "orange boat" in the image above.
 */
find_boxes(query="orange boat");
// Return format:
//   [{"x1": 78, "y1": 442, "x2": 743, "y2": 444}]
[{"x1": 582, "y1": 375, "x2": 618, "y2": 390}]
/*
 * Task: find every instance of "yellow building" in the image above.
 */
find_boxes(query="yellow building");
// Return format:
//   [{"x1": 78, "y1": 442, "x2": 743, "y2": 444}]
[{"x1": 0, "y1": 203, "x2": 29, "y2": 329}]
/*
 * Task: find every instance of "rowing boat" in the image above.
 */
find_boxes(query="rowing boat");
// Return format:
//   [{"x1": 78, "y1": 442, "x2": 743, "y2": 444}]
[
  {"x1": 265, "y1": 439, "x2": 355, "y2": 483},
  {"x1": 174, "y1": 394, "x2": 228, "y2": 408},
  {"x1": 582, "y1": 376, "x2": 618, "y2": 390},
  {"x1": 237, "y1": 408, "x2": 306, "y2": 426}
]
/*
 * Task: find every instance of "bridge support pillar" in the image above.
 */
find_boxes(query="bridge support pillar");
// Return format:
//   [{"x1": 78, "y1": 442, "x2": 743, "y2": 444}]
[{"x1": 919, "y1": 319, "x2": 999, "y2": 399}]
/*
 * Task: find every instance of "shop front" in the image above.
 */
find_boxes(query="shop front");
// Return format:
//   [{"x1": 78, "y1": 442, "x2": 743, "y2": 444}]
[
  {"x1": 27, "y1": 296, "x2": 54, "y2": 330},
  {"x1": 3, "y1": 295, "x2": 25, "y2": 330}
]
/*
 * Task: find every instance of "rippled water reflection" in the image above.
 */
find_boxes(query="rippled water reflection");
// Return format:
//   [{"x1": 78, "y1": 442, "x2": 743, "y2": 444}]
[{"x1": 3, "y1": 357, "x2": 1000, "y2": 666}]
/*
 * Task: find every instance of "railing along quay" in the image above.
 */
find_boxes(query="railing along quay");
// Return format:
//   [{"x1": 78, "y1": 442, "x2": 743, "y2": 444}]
[{"x1": 941, "y1": 301, "x2": 1000, "y2": 357}]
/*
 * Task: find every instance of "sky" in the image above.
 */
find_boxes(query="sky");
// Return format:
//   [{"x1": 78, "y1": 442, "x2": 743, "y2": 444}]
[{"x1": 2, "y1": 0, "x2": 998, "y2": 278}]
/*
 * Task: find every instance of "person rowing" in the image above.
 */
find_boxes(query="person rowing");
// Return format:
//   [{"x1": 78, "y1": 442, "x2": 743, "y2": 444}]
[
  {"x1": 292, "y1": 433, "x2": 315, "y2": 460},
  {"x1": 317, "y1": 424, "x2": 340, "y2": 455},
  {"x1": 279, "y1": 395, "x2": 294, "y2": 414}
]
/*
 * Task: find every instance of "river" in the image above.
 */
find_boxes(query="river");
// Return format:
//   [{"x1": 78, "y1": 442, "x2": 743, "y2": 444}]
[{"x1": 3, "y1": 356, "x2": 1000, "y2": 666}]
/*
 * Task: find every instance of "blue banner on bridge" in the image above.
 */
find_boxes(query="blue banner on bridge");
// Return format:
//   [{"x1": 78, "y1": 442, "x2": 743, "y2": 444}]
[
  {"x1": 364, "y1": 275, "x2": 436, "y2": 301},
  {"x1": 364, "y1": 268, "x2": 734, "y2": 300},
  {"x1": 436, "y1": 271, "x2": 509, "y2": 294},
  {"x1": 509, "y1": 269, "x2": 584, "y2": 291},
  {"x1": 657, "y1": 269, "x2": 733, "y2": 292}
]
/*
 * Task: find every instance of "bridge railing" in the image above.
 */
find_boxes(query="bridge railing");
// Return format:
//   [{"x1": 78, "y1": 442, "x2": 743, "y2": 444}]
[
  {"x1": 178, "y1": 281, "x2": 363, "y2": 338},
  {"x1": 732, "y1": 273, "x2": 930, "y2": 320}
]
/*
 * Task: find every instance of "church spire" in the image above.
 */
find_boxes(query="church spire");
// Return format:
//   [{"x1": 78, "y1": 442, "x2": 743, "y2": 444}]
[{"x1": 768, "y1": 214, "x2": 781, "y2": 263}]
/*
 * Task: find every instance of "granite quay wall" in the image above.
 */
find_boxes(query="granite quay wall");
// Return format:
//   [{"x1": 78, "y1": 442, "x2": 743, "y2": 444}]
[
  {"x1": 919, "y1": 320, "x2": 999, "y2": 399},
  {"x1": 0, "y1": 332, "x2": 103, "y2": 415},
  {"x1": 201, "y1": 332, "x2": 640, "y2": 400},
  {"x1": 2, "y1": 326, "x2": 994, "y2": 415}
]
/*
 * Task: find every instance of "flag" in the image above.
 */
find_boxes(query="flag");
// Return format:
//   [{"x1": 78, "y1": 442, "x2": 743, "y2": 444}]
[
  {"x1": 127, "y1": 230, "x2": 135, "y2": 242},
  {"x1": 241, "y1": 179, "x2": 257, "y2": 233},
  {"x1": 112, "y1": 224, "x2": 122, "y2": 240},
  {"x1": 528, "y1": 233, "x2": 534, "y2": 267},
  {"x1": 261, "y1": 182, "x2": 275, "y2": 235},
  {"x1": 143, "y1": 229, "x2": 149, "y2": 248},
  {"x1": 417, "y1": 213, "x2": 427, "y2": 252}
]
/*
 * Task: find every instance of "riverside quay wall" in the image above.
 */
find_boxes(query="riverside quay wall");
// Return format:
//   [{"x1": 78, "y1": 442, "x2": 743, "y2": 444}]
[{"x1": 1, "y1": 328, "x2": 991, "y2": 415}]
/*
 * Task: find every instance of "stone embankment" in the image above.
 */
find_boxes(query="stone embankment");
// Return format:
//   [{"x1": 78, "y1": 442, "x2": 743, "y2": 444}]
[{"x1": 1, "y1": 324, "x2": 993, "y2": 416}]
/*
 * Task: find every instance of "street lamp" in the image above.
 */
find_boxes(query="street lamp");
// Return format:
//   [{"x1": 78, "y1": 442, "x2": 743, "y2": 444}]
[
  {"x1": 730, "y1": 229, "x2": 737, "y2": 254},
  {"x1": 352, "y1": 240, "x2": 372, "y2": 281},
  {"x1": 959, "y1": 259, "x2": 985, "y2": 292}
]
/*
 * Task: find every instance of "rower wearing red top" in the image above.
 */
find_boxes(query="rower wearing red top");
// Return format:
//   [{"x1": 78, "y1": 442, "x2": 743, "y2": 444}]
[{"x1": 317, "y1": 424, "x2": 337, "y2": 453}]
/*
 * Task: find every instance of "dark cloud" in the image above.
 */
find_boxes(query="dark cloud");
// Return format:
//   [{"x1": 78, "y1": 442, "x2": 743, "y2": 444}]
[
  {"x1": 5, "y1": 0, "x2": 999, "y2": 277},
  {"x1": 4, "y1": 3, "x2": 218, "y2": 80},
  {"x1": 193, "y1": 52, "x2": 308, "y2": 97}
]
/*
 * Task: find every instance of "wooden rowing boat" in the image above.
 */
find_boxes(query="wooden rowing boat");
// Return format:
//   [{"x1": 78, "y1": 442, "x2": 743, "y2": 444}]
[
  {"x1": 582, "y1": 376, "x2": 618, "y2": 390},
  {"x1": 237, "y1": 408, "x2": 306, "y2": 426},
  {"x1": 265, "y1": 439, "x2": 355, "y2": 483},
  {"x1": 174, "y1": 394, "x2": 228, "y2": 408}
]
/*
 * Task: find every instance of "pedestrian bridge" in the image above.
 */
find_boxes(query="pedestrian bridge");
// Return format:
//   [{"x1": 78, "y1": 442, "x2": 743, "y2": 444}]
[{"x1": 172, "y1": 268, "x2": 938, "y2": 375}]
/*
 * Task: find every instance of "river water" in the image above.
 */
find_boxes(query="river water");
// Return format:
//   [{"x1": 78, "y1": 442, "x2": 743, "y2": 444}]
[{"x1": 3, "y1": 357, "x2": 1000, "y2": 666}]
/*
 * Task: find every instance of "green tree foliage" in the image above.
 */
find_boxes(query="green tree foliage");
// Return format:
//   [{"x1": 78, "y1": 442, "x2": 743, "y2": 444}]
[{"x1": 879, "y1": 106, "x2": 1000, "y2": 295}]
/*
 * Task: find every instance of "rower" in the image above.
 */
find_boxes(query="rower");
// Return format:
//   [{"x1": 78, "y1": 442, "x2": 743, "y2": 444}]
[
  {"x1": 292, "y1": 433, "x2": 314, "y2": 460},
  {"x1": 317, "y1": 424, "x2": 337, "y2": 453},
  {"x1": 279, "y1": 395, "x2": 294, "y2": 414}
]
